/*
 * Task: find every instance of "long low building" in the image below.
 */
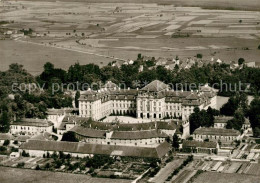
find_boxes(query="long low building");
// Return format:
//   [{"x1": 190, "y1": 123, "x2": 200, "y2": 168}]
[
  {"x1": 68, "y1": 119, "x2": 189, "y2": 147},
  {"x1": 19, "y1": 140, "x2": 171, "y2": 159},
  {"x1": 10, "y1": 118, "x2": 53, "y2": 136},
  {"x1": 71, "y1": 126, "x2": 168, "y2": 147},
  {"x1": 193, "y1": 127, "x2": 241, "y2": 143},
  {"x1": 182, "y1": 140, "x2": 218, "y2": 154}
]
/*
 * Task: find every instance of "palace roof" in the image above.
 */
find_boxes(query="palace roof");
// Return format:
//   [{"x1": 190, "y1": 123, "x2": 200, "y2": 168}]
[
  {"x1": 141, "y1": 80, "x2": 169, "y2": 92},
  {"x1": 78, "y1": 80, "x2": 216, "y2": 105}
]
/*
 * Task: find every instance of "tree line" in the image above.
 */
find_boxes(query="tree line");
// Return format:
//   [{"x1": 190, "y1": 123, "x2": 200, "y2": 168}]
[{"x1": 189, "y1": 93, "x2": 260, "y2": 137}]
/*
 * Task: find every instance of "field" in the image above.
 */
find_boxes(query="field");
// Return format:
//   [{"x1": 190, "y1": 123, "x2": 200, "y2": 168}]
[
  {"x1": 171, "y1": 0, "x2": 260, "y2": 11},
  {"x1": 193, "y1": 172, "x2": 260, "y2": 183},
  {"x1": 0, "y1": 40, "x2": 115, "y2": 75},
  {"x1": 0, "y1": 166, "x2": 131, "y2": 183},
  {"x1": 0, "y1": 0, "x2": 260, "y2": 74},
  {"x1": 17, "y1": 0, "x2": 260, "y2": 11}
]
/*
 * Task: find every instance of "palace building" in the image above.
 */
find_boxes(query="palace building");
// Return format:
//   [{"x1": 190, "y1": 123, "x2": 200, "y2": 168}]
[{"x1": 78, "y1": 80, "x2": 217, "y2": 121}]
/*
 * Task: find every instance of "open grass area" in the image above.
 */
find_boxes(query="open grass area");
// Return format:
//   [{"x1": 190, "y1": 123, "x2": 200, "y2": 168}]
[
  {"x1": 0, "y1": 40, "x2": 114, "y2": 75},
  {"x1": 16, "y1": 0, "x2": 260, "y2": 11},
  {"x1": 0, "y1": 166, "x2": 131, "y2": 183},
  {"x1": 193, "y1": 172, "x2": 260, "y2": 183}
]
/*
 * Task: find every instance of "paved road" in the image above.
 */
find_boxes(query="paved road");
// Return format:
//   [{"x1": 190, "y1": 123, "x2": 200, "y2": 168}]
[
  {"x1": 150, "y1": 159, "x2": 184, "y2": 183},
  {"x1": 172, "y1": 170, "x2": 196, "y2": 183}
]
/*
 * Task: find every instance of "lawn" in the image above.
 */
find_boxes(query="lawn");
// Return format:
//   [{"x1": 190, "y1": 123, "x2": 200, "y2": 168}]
[
  {"x1": 0, "y1": 166, "x2": 131, "y2": 183},
  {"x1": 193, "y1": 172, "x2": 260, "y2": 183}
]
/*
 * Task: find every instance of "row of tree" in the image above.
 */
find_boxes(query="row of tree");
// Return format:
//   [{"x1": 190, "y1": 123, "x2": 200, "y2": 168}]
[
  {"x1": 189, "y1": 92, "x2": 260, "y2": 137},
  {"x1": 37, "y1": 56, "x2": 260, "y2": 97}
]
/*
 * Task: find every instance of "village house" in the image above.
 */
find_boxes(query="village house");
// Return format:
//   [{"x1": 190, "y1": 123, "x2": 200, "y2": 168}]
[
  {"x1": 19, "y1": 140, "x2": 171, "y2": 159},
  {"x1": 10, "y1": 118, "x2": 53, "y2": 136}
]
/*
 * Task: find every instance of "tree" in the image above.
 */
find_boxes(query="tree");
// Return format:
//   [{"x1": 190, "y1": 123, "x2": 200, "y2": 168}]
[
  {"x1": 46, "y1": 152, "x2": 50, "y2": 158},
  {"x1": 238, "y1": 58, "x2": 245, "y2": 65},
  {"x1": 35, "y1": 165, "x2": 41, "y2": 170},
  {"x1": 189, "y1": 107, "x2": 218, "y2": 133},
  {"x1": 44, "y1": 163, "x2": 50, "y2": 169},
  {"x1": 258, "y1": 44, "x2": 260, "y2": 50},
  {"x1": 172, "y1": 134, "x2": 179, "y2": 150},
  {"x1": 196, "y1": 53, "x2": 203, "y2": 59},
  {"x1": 137, "y1": 53, "x2": 142, "y2": 60},
  {"x1": 8, "y1": 63, "x2": 25, "y2": 74},
  {"x1": 22, "y1": 150, "x2": 29, "y2": 157},
  {"x1": 51, "y1": 151, "x2": 58, "y2": 159},
  {"x1": 254, "y1": 127, "x2": 260, "y2": 137},
  {"x1": 0, "y1": 111, "x2": 10, "y2": 133},
  {"x1": 43, "y1": 62, "x2": 54, "y2": 75},
  {"x1": 61, "y1": 131, "x2": 79, "y2": 142},
  {"x1": 75, "y1": 91, "x2": 80, "y2": 108},
  {"x1": 247, "y1": 97, "x2": 260, "y2": 137},
  {"x1": 59, "y1": 151, "x2": 65, "y2": 159},
  {"x1": 239, "y1": 19, "x2": 242, "y2": 23},
  {"x1": 3, "y1": 139, "x2": 10, "y2": 146},
  {"x1": 220, "y1": 96, "x2": 239, "y2": 116}
]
